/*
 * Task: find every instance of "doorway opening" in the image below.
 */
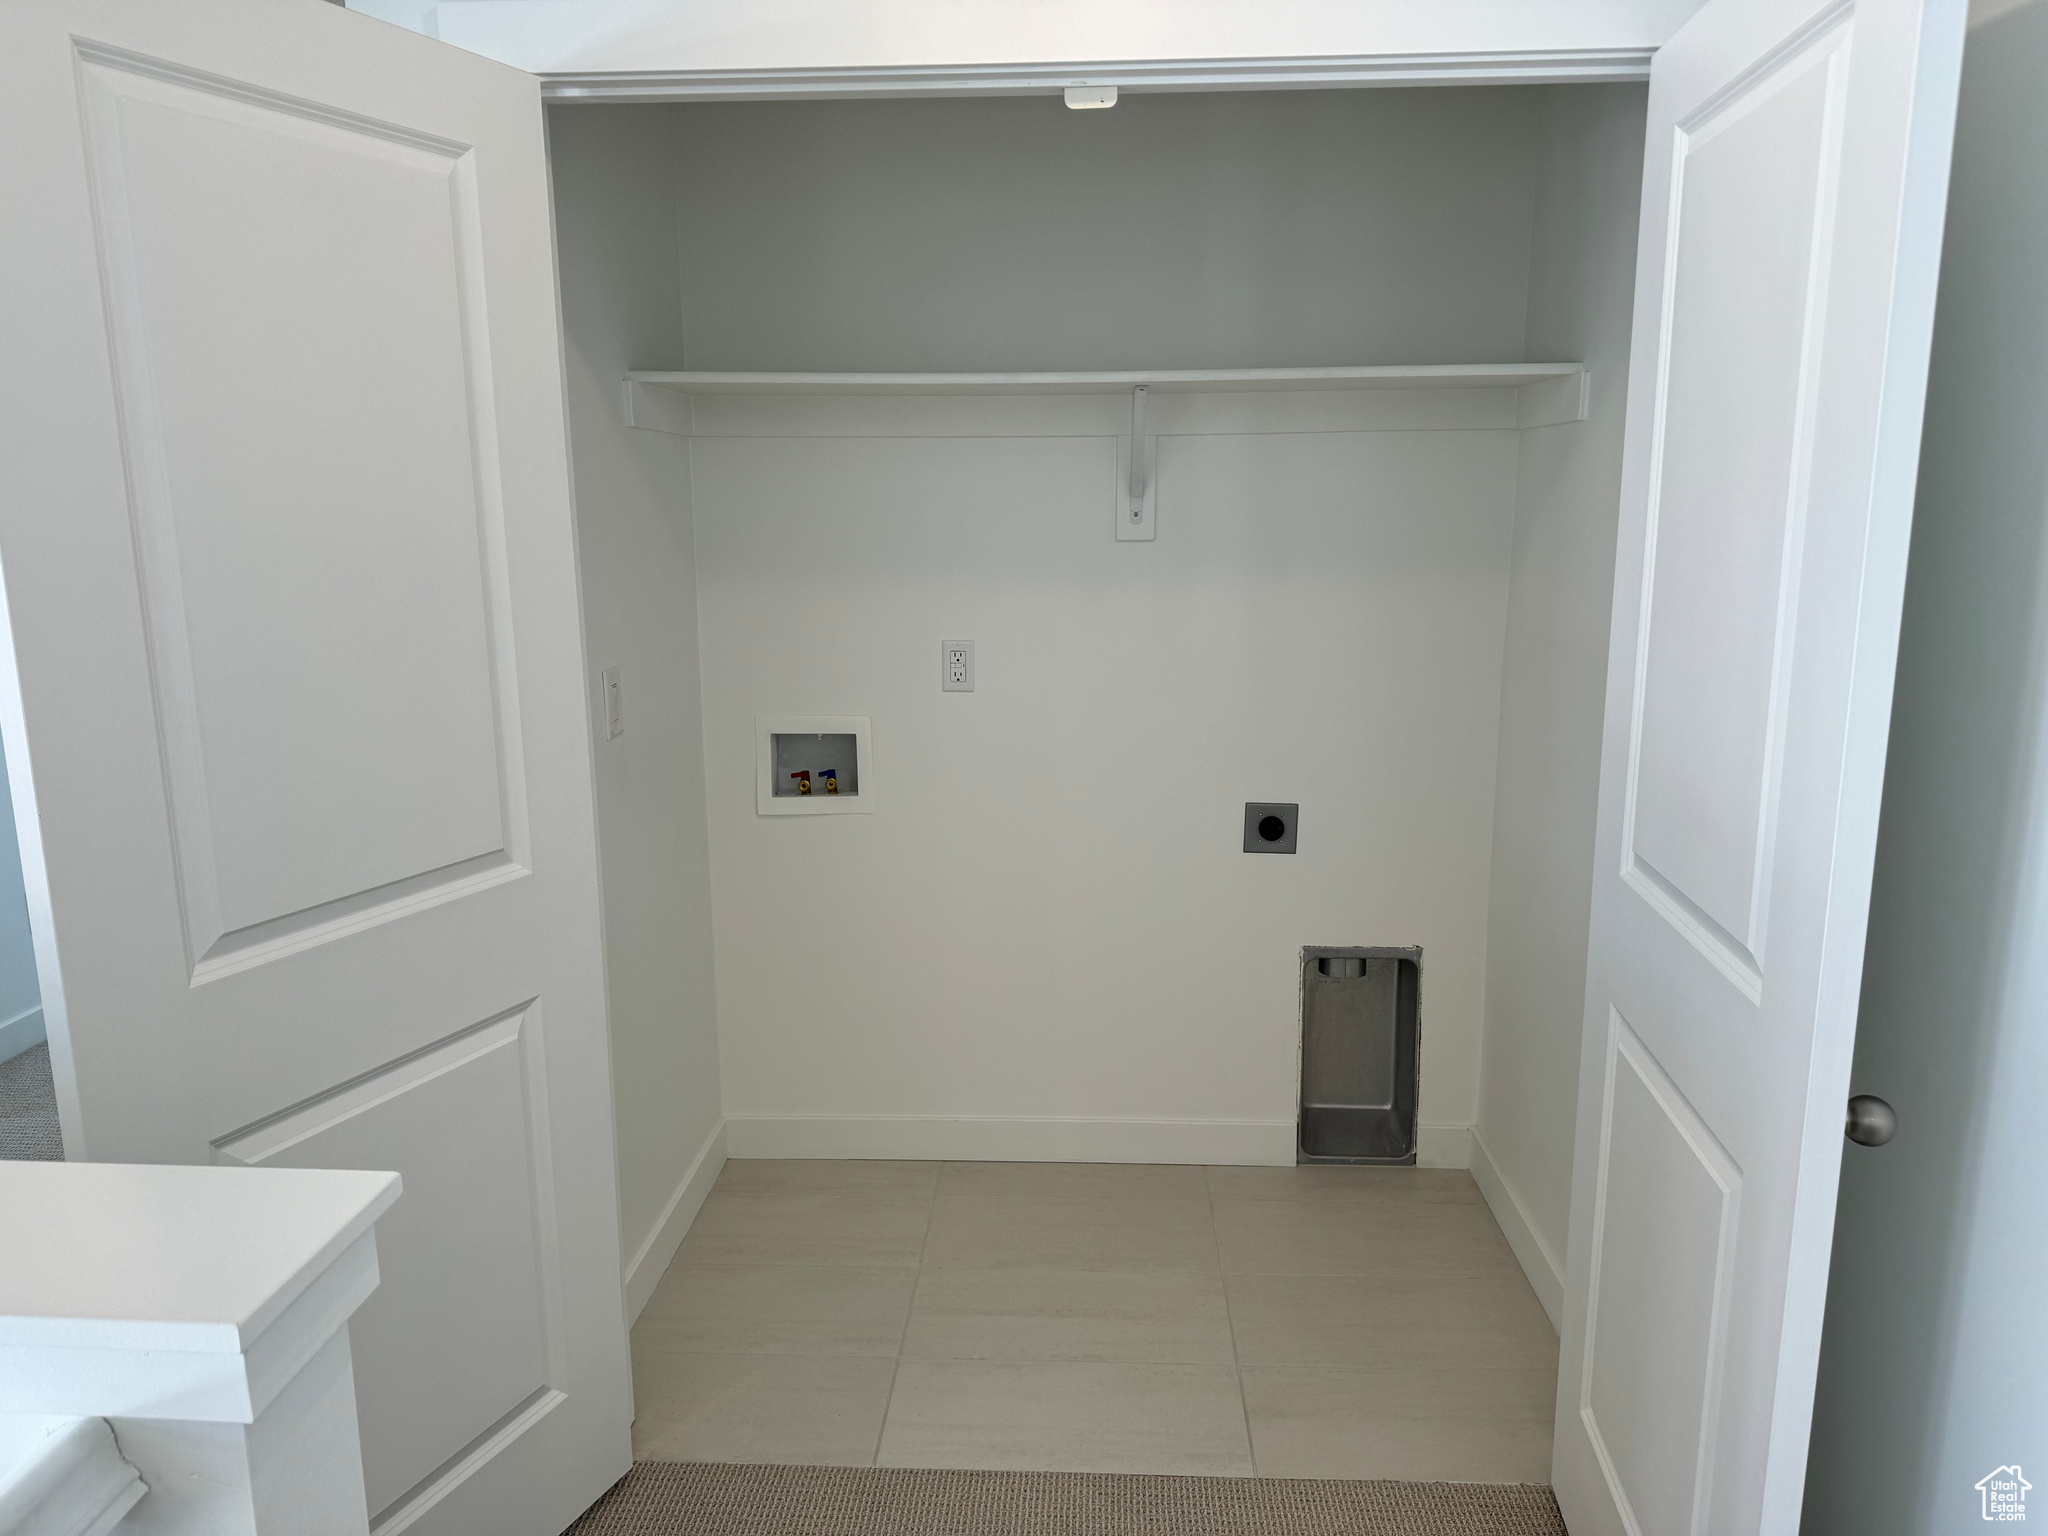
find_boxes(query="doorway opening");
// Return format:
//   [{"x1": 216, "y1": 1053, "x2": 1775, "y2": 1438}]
[{"x1": 551, "y1": 80, "x2": 1645, "y2": 1487}]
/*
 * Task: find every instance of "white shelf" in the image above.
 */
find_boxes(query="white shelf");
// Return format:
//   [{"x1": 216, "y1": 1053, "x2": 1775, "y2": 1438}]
[
  {"x1": 626, "y1": 362, "x2": 1582, "y2": 396},
  {"x1": 622, "y1": 363, "x2": 1590, "y2": 438}
]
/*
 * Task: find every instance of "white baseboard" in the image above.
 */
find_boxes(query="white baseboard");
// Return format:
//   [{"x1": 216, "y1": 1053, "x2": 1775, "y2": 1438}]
[
  {"x1": 1416, "y1": 1122, "x2": 1472, "y2": 1169},
  {"x1": 0, "y1": 1007, "x2": 45, "y2": 1064},
  {"x1": 622, "y1": 1118, "x2": 727, "y2": 1325},
  {"x1": 1469, "y1": 1123, "x2": 1565, "y2": 1330},
  {"x1": 723, "y1": 1114, "x2": 1296, "y2": 1166}
]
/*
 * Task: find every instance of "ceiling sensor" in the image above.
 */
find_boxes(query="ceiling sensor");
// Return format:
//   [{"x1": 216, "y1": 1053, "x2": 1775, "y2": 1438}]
[{"x1": 1064, "y1": 85, "x2": 1118, "y2": 110}]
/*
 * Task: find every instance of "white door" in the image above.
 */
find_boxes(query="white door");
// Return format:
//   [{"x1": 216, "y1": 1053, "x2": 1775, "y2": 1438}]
[
  {"x1": 0, "y1": 1, "x2": 630, "y2": 1532},
  {"x1": 1555, "y1": 0, "x2": 1964, "y2": 1532}
]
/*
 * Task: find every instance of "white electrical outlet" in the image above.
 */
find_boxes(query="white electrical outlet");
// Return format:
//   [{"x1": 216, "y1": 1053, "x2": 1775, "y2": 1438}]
[
  {"x1": 942, "y1": 640, "x2": 975, "y2": 692},
  {"x1": 600, "y1": 666, "x2": 624, "y2": 739}
]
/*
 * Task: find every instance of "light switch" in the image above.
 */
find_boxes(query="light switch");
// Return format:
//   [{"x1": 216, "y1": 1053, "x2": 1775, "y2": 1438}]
[
  {"x1": 942, "y1": 640, "x2": 975, "y2": 692},
  {"x1": 600, "y1": 666, "x2": 624, "y2": 739}
]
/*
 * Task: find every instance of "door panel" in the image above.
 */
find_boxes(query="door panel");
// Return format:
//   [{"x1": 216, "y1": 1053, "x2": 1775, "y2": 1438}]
[
  {"x1": 216, "y1": 1007, "x2": 557, "y2": 1518},
  {"x1": 1556, "y1": 0, "x2": 1965, "y2": 1533},
  {"x1": 1626, "y1": 20, "x2": 1847, "y2": 989},
  {"x1": 0, "y1": 3, "x2": 629, "y2": 1532},
  {"x1": 75, "y1": 44, "x2": 526, "y2": 979},
  {"x1": 1581, "y1": 1014, "x2": 1742, "y2": 1536}
]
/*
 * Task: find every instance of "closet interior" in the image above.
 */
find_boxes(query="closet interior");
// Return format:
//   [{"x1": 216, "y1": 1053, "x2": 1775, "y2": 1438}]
[{"x1": 545, "y1": 80, "x2": 1650, "y2": 1476}]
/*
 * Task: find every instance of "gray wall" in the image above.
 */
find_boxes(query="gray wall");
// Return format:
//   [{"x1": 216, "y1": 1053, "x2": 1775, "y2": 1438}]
[
  {"x1": 548, "y1": 105, "x2": 724, "y2": 1290},
  {"x1": 1803, "y1": 3, "x2": 2048, "y2": 1527},
  {"x1": 668, "y1": 89, "x2": 1547, "y2": 371},
  {"x1": 1474, "y1": 82, "x2": 1647, "y2": 1321}
]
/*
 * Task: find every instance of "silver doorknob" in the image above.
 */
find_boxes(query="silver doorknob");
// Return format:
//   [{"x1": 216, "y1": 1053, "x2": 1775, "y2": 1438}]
[{"x1": 1845, "y1": 1095, "x2": 1896, "y2": 1147}]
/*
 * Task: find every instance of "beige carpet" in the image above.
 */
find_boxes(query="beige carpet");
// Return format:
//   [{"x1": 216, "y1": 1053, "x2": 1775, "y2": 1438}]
[
  {"x1": 567, "y1": 1464, "x2": 1567, "y2": 1535},
  {"x1": 0, "y1": 1043, "x2": 63, "y2": 1161}
]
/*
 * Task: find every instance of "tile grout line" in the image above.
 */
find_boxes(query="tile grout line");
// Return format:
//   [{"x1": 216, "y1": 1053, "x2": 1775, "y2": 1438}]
[
  {"x1": 870, "y1": 1167, "x2": 943, "y2": 1465},
  {"x1": 1207, "y1": 1166, "x2": 1260, "y2": 1478},
  {"x1": 868, "y1": 1357, "x2": 902, "y2": 1467}
]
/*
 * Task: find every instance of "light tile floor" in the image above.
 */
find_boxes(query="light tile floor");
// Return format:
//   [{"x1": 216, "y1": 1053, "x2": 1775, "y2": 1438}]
[{"x1": 629, "y1": 1160, "x2": 1558, "y2": 1481}]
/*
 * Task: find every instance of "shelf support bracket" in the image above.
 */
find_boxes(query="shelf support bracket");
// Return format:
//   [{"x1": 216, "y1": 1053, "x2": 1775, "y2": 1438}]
[{"x1": 1127, "y1": 384, "x2": 1149, "y2": 525}]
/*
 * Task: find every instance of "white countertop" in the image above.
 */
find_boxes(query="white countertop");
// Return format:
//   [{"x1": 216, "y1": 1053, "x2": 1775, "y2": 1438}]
[{"x1": 0, "y1": 1162, "x2": 400, "y2": 1356}]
